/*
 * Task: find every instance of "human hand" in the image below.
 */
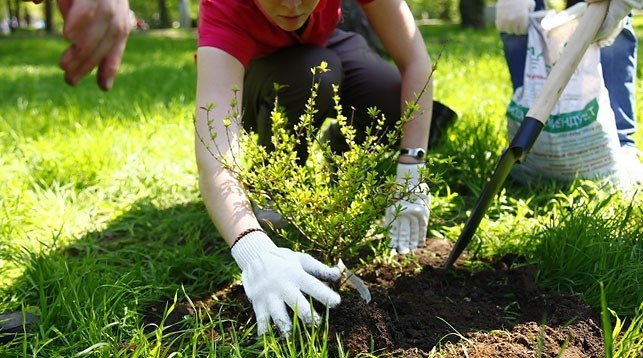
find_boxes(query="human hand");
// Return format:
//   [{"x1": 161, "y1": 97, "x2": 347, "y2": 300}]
[
  {"x1": 588, "y1": 0, "x2": 641, "y2": 47},
  {"x1": 231, "y1": 230, "x2": 341, "y2": 336},
  {"x1": 384, "y1": 163, "x2": 431, "y2": 254},
  {"x1": 495, "y1": 0, "x2": 536, "y2": 35},
  {"x1": 56, "y1": 0, "x2": 131, "y2": 90}
]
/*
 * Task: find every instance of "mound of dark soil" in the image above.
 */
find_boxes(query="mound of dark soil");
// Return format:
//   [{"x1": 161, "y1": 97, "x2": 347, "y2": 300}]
[
  {"x1": 328, "y1": 239, "x2": 603, "y2": 357},
  {"x1": 147, "y1": 238, "x2": 605, "y2": 357}
]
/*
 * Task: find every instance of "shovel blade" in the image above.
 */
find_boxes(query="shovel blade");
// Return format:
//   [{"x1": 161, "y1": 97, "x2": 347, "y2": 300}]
[
  {"x1": 443, "y1": 117, "x2": 544, "y2": 269},
  {"x1": 441, "y1": 2, "x2": 608, "y2": 270}
]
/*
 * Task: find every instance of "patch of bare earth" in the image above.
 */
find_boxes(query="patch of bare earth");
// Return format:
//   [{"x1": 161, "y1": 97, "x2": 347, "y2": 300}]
[{"x1": 145, "y1": 238, "x2": 604, "y2": 357}]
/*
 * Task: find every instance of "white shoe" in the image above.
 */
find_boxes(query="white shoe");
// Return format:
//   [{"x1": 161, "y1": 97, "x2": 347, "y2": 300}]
[{"x1": 252, "y1": 201, "x2": 288, "y2": 229}]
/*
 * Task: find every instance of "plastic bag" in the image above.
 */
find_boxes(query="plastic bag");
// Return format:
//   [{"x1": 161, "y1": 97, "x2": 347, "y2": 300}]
[{"x1": 506, "y1": 7, "x2": 628, "y2": 187}]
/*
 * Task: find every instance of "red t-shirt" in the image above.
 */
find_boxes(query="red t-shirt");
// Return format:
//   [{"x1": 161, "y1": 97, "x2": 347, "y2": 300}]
[{"x1": 198, "y1": 0, "x2": 374, "y2": 67}]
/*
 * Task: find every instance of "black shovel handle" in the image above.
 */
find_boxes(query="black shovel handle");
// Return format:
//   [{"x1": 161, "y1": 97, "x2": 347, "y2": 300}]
[{"x1": 443, "y1": 2, "x2": 609, "y2": 269}]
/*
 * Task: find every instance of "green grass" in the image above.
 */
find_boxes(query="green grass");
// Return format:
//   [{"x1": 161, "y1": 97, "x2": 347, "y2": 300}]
[{"x1": 1, "y1": 20, "x2": 642, "y2": 356}]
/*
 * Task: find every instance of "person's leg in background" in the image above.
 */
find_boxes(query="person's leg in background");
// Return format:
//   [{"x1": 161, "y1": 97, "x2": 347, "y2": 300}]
[
  {"x1": 501, "y1": 0, "x2": 638, "y2": 148},
  {"x1": 499, "y1": 0, "x2": 546, "y2": 91},
  {"x1": 242, "y1": 45, "x2": 344, "y2": 228},
  {"x1": 326, "y1": 29, "x2": 457, "y2": 152},
  {"x1": 500, "y1": 0, "x2": 641, "y2": 181},
  {"x1": 592, "y1": 9, "x2": 641, "y2": 181},
  {"x1": 600, "y1": 17, "x2": 638, "y2": 149},
  {"x1": 565, "y1": 0, "x2": 639, "y2": 149},
  {"x1": 602, "y1": 16, "x2": 643, "y2": 182},
  {"x1": 243, "y1": 45, "x2": 344, "y2": 164},
  {"x1": 322, "y1": 29, "x2": 403, "y2": 154}
]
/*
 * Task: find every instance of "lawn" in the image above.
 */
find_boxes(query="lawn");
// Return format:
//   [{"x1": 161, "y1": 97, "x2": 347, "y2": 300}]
[{"x1": 0, "y1": 19, "x2": 641, "y2": 357}]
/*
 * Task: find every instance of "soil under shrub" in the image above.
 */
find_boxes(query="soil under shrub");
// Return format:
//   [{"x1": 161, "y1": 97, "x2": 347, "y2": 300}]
[{"x1": 145, "y1": 238, "x2": 605, "y2": 357}]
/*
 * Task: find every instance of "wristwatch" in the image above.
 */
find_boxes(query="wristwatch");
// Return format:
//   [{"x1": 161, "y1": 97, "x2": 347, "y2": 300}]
[{"x1": 399, "y1": 147, "x2": 426, "y2": 160}]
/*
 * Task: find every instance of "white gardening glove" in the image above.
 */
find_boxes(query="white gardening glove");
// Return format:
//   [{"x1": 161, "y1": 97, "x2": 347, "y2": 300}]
[
  {"x1": 590, "y1": 0, "x2": 642, "y2": 47},
  {"x1": 495, "y1": 0, "x2": 536, "y2": 35},
  {"x1": 231, "y1": 231, "x2": 341, "y2": 336},
  {"x1": 384, "y1": 163, "x2": 431, "y2": 254}
]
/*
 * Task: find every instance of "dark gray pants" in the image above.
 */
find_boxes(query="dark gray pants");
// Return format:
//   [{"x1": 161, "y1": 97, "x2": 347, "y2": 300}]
[{"x1": 242, "y1": 29, "x2": 402, "y2": 163}]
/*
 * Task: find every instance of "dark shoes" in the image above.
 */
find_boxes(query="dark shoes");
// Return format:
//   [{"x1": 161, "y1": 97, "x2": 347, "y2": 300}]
[
  {"x1": 429, "y1": 101, "x2": 458, "y2": 150},
  {"x1": 0, "y1": 311, "x2": 37, "y2": 343},
  {"x1": 252, "y1": 201, "x2": 288, "y2": 230}
]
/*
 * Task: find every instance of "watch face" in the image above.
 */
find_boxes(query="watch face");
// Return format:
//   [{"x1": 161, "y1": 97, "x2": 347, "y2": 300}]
[{"x1": 401, "y1": 148, "x2": 425, "y2": 159}]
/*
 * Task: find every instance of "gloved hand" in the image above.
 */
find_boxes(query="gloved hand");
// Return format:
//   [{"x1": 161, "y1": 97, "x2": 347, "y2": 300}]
[
  {"x1": 384, "y1": 163, "x2": 431, "y2": 254},
  {"x1": 231, "y1": 230, "x2": 341, "y2": 336},
  {"x1": 495, "y1": 0, "x2": 536, "y2": 35},
  {"x1": 589, "y1": 0, "x2": 642, "y2": 47}
]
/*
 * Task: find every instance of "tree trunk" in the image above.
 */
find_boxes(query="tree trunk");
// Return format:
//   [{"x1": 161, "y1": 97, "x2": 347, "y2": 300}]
[
  {"x1": 157, "y1": 0, "x2": 170, "y2": 28},
  {"x1": 9, "y1": 0, "x2": 19, "y2": 31},
  {"x1": 44, "y1": 0, "x2": 53, "y2": 33},
  {"x1": 178, "y1": 0, "x2": 191, "y2": 28},
  {"x1": 459, "y1": 0, "x2": 485, "y2": 29},
  {"x1": 1, "y1": 0, "x2": 9, "y2": 35}
]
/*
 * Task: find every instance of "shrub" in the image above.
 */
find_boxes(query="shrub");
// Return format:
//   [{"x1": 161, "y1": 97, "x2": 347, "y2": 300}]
[{"x1": 196, "y1": 62, "x2": 432, "y2": 265}]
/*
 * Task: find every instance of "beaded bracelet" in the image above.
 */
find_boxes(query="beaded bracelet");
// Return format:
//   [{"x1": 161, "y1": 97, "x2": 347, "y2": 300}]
[{"x1": 231, "y1": 228, "x2": 265, "y2": 249}]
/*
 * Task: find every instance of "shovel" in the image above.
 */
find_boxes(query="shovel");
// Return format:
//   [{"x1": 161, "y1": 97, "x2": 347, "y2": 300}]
[{"x1": 443, "y1": 2, "x2": 609, "y2": 269}]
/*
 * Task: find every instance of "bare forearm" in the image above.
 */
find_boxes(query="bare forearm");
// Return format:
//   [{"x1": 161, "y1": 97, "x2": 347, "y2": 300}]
[
  {"x1": 197, "y1": 162, "x2": 259, "y2": 245},
  {"x1": 363, "y1": 0, "x2": 433, "y2": 154},
  {"x1": 194, "y1": 121, "x2": 261, "y2": 246},
  {"x1": 399, "y1": 60, "x2": 433, "y2": 152},
  {"x1": 195, "y1": 47, "x2": 261, "y2": 245}
]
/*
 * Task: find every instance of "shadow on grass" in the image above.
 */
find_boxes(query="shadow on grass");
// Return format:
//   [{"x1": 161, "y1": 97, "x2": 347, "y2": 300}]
[
  {"x1": 0, "y1": 198, "x2": 618, "y2": 356},
  {"x1": 0, "y1": 199, "x2": 236, "y2": 344}
]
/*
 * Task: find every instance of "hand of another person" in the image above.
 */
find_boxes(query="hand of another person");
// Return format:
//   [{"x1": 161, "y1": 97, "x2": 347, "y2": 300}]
[
  {"x1": 495, "y1": 0, "x2": 537, "y2": 35},
  {"x1": 231, "y1": 230, "x2": 341, "y2": 336},
  {"x1": 384, "y1": 163, "x2": 431, "y2": 254},
  {"x1": 56, "y1": 0, "x2": 131, "y2": 90},
  {"x1": 588, "y1": 0, "x2": 641, "y2": 47}
]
